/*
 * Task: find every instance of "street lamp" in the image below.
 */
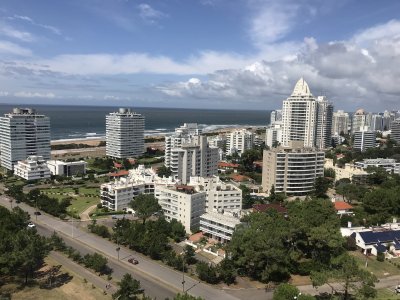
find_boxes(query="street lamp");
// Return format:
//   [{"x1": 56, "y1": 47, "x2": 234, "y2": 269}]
[
  {"x1": 180, "y1": 251, "x2": 186, "y2": 294},
  {"x1": 71, "y1": 208, "x2": 77, "y2": 238}
]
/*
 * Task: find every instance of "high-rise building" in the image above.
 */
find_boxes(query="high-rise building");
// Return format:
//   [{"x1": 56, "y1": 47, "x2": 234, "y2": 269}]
[
  {"x1": 353, "y1": 127, "x2": 376, "y2": 152},
  {"x1": 281, "y1": 78, "x2": 333, "y2": 149},
  {"x1": 391, "y1": 118, "x2": 400, "y2": 144},
  {"x1": 315, "y1": 96, "x2": 334, "y2": 149},
  {"x1": 225, "y1": 129, "x2": 254, "y2": 156},
  {"x1": 0, "y1": 108, "x2": 50, "y2": 170},
  {"x1": 265, "y1": 122, "x2": 283, "y2": 148},
  {"x1": 106, "y1": 108, "x2": 144, "y2": 159},
  {"x1": 351, "y1": 109, "x2": 369, "y2": 133},
  {"x1": 371, "y1": 114, "x2": 383, "y2": 131},
  {"x1": 270, "y1": 110, "x2": 282, "y2": 125},
  {"x1": 261, "y1": 141, "x2": 325, "y2": 196},
  {"x1": 332, "y1": 110, "x2": 350, "y2": 135},
  {"x1": 168, "y1": 135, "x2": 218, "y2": 184}
]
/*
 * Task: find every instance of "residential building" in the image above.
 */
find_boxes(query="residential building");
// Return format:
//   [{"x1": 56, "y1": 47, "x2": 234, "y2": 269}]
[
  {"x1": 47, "y1": 160, "x2": 87, "y2": 176},
  {"x1": 350, "y1": 229, "x2": 400, "y2": 256},
  {"x1": 324, "y1": 158, "x2": 368, "y2": 183},
  {"x1": 354, "y1": 158, "x2": 400, "y2": 174},
  {"x1": 270, "y1": 109, "x2": 282, "y2": 125},
  {"x1": 332, "y1": 110, "x2": 350, "y2": 135},
  {"x1": 155, "y1": 185, "x2": 206, "y2": 233},
  {"x1": 175, "y1": 123, "x2": 202, "y2": 136},
  {"x1": 0, "y1": 108, "x2": 50, "y2": 170},
  {"x1": 261, "y1": 141, "x2": 325, "y2": 195},
  {"x1": 353, "y1": 128, "x2": 376, "y2": 151},
  {"x1": 189, "y1": 176, "x2": 242, "y2": 212},
  {"x1": 200, "y1": 210, "x2": 241, "y2": 242},
  {"x1": 207, "y1": 135, "x2": 227, "y2": 160},
  {"x1": 225, "y1": 129, "x2": 254, "y2": 156},
  {"x1": 100, "y1": 165, "x2": 175, "y2": 211},
  {"x1": 281, "y1": 78, "x2": 333, "y2": 149},
  {"x1": 315, "y1": 96, "x2": 334, "y2": 149},
  {"x1": 14, "y1": 156, "x2": 51, "y2": 181},
  {"x1": 351, "y1": 109, "x2": 371, "y2": 133},
  {"x1": 333, "y1": 200, "x2": 354, "y2": 217},
  {"x1": 392, "y1": 118, "x2": 400, "y2": 144},
  {"x1": 168, "y1": 135, "x2": 219, "y2": 184},
  {"x1": 265, "y1": 122, "x2": 283, "y2": 148},
  {"x1": 106, "y1": 108, "x2": 144, "y2": 159},
  {"x1": 371, "y1": 114, "x2": 383, "y2": 131}
]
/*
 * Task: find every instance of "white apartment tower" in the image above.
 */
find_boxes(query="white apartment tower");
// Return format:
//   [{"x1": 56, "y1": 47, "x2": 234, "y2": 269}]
[
  {"x1": 282, "y1": 78, "x2": 317, "y2": 148},
  {"x1": 106, "y1": 108, "x2": 145, "y2": 159},
  {"x1": 262, "y1": 141, "x2": 325, "y2": 196},
  {"x1": 0, "y1": 108, "x2": 50, "y2": 170},
  {"x1": 168, "y1": 135, "x2": 218, "y2": 184},
  {"x1": 225, "y1": 129, "x2": 254, "y2": 156},
  {"x1": 265, "y1": 122, "x2": 283, "y2": 148},
  {"x1": 270, "y1": 110, "x2": 282, "y2": 125},
  {"x1": 332, "y1": 110, "x2": 350, "y2": 135},
  {"x1": 351, "y1": 109, "x2": 371, "y2": 133},
  {"x1": 281, "y1": 78, "x2": 333, "y2": 149}
]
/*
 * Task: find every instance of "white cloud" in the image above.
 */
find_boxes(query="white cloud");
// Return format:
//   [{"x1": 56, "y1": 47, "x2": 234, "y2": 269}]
[
  {"x1": 0, "y1": 91, "x2": 9, "y2": 97},
  {"x1": 138, "y1": 3, "x2": 167, "y2": 24},
  {"x1": 9, "y1": 14, "x2": 62, "y2": 35},
  {"x1": 248, "y1": 0, "x2": 299, "y2": 46},
  {"x1": 0, "y1": 23, "x2": 35, "y2": 42},
  {"x1": 0, "y1": 40, "x2": 32, "y2": 56},
  {"x1": 14, "y1": 91, "x2": 56, "y2": 98}
]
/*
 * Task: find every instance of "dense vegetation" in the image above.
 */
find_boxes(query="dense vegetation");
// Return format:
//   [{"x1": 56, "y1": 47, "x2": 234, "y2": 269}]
[{"x1": 0, "y1": 206, "x2": 50, "y2": 284}]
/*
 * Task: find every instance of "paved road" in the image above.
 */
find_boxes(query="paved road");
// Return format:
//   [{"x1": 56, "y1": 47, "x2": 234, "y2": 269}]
[
  {"x1": 37, "y1": 223, "x2": 174, "y2": 299},
  {"x1": 0, "y1": 196, "x2": 240, "y2": 300}
]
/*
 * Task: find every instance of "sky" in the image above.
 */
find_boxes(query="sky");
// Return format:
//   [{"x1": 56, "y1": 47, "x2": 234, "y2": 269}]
[{"x1": 0, "y1": 0, "x2": 400, "y2": 111}]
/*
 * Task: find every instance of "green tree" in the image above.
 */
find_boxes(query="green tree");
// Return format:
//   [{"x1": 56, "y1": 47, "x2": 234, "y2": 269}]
[
  {"x1": 157, "y1": 165, "x2": 172, "y2": 177},
  {"x1": 183, "y1": 245, "x2": 197, "y2": 265},
  {"x1": 313, "y1": 177, "x2": 332, "y2": 198},
  {"x1": 196, "y1": 261, "x2": 219, "y2": 284},
  {"x1": 83, "y1": 252, "x2": 109, "y2": 274},
  {"x1": 273, "y1": 283, "x2": 300, "y2": 300},
  {"x1": 217, "y1": 258, "x2": 236, "y2": 285},
  {"x1": 311, "y1": 253, "x2": 377, "y2": 299},
  {"x1": 112, "y1": 273, "x2": 143, "y2": 300},
  {"x1": 129, "y1": 194, "x2": 161, "y2": 224}
]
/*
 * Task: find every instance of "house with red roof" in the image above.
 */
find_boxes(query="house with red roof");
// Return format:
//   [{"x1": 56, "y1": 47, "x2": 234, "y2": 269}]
[{"x1": 333, "y1": 200, "x2": 354, "y2": 217}]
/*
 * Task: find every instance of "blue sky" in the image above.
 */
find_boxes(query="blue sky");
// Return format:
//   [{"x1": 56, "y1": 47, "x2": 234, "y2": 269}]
[{"x1": 0, "y1": 0, "x2": 400, "y2": 111}]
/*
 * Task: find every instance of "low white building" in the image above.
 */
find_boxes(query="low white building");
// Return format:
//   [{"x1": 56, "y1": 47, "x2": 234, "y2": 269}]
[
  {"x1": 100, "y1": 165, "x2": 176, "y2": 211},
  {"x1": 354, "y1": 158, "x2": 400, "y2": 174},
  {"x1": 189, "y1": 176, "x2": 242, "y2": 212},
  {"x1": 14, "y1": 156, "x2": 51, "y2": 181},
  {"x1": 155, "y1": 184, "x2": 206, "y2": 233},
  {"x1": 325, "y1": 158, "x2": 368, "y2": 182},
  {"x1": 47, "y1": 160, "x2": 87, "y2": 176},
  {"x1": 200, "y1": 210, "x2": 242, "y2": 243}
]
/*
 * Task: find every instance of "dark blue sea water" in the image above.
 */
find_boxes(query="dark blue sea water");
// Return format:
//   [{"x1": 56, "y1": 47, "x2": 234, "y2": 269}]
[{"x1": 0, "y1": 104, "x2": 270, "y2": 140}]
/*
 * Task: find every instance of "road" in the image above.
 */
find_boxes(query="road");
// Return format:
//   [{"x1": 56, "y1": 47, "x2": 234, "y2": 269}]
[{"x1": 0, "y1": 196, "x2": 241, "y2": 300}]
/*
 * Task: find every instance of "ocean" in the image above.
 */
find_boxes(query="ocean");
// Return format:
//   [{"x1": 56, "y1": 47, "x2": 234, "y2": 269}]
[{"x1": 0, "y1": 104, "x2": 270, "y2": 141}]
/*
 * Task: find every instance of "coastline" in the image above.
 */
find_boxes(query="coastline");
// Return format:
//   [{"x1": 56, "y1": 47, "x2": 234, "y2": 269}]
[{"x1": 50, "y1": 125, "x2": 265, "y2": 146}]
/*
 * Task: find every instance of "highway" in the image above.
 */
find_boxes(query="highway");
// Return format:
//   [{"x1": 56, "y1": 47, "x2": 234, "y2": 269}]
[{"x1": 0, "y1": 196, "x2": 241, "y2": 300}]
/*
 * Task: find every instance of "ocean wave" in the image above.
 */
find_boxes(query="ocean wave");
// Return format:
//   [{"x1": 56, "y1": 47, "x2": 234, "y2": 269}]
[{"x1": 155, "y1": 128, "x2": 168, "y2": 131}]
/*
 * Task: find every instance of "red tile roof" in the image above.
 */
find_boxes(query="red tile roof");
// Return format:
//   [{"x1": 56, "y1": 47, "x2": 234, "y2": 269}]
[
  {"x1": 218, "y1": 162, "x2": 239, "y2": 168},
  {"x1": 334, "y1": 201, "x2": 353, "y2": 211},
  {"x1": 108, "y1": 170, "x2": 129, "y2": 177},
  {"x1": 253, "y1": 204, "x2": 288, "y2": 214},
  {"x1": 230, "y1": 174, "x2": 251, "y2": 182}
]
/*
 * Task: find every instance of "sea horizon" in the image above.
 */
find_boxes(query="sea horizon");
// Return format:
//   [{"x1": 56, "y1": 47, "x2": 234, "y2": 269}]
[{"x1": 0, "y1": 104, "x2": 270, "y2": 141}]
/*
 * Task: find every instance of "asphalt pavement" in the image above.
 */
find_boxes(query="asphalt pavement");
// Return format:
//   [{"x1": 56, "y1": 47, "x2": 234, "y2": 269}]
[{"x1": 0, "y1": 195, "x2": 241, "y2": 300}]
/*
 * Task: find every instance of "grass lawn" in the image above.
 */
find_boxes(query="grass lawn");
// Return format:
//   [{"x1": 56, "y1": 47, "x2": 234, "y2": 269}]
[
  {"x1": 2, "y1": 257, "x2": 110, "y2": 300},
  {"x1": 350, "y1": 251, "x2": 400, "y2": 277},
  {"x1": 376, "y1": 288, "x2": 400, "y2": 299},
  {"x1": 41, "y1": 186, "x2": 99, "y2": 215}
]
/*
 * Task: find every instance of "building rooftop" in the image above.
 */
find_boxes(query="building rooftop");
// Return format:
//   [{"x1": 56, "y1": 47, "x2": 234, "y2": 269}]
[
  {"x1": 355, "y1": 229, "x2": 400, "y2": 245},
  {"x1": 201, "y1": 211, "x2": 242, "y2": 226},
  {"x1": 334, "y1": 201, "x2": 353, "y2": 211},
  {"x1": 291, "y1": 77, "x2": 312, "y2": 97}
]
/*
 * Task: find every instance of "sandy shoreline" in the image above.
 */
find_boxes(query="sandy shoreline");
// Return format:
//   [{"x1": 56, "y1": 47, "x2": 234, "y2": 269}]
[{"x1": 50, "y1": 125, "x2": 263, "y2": 146}]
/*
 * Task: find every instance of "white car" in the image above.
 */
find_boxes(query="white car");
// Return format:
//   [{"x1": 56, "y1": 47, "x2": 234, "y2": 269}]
[{"x1": 27, "y1": 222, "x2": 36, "y2": 229}]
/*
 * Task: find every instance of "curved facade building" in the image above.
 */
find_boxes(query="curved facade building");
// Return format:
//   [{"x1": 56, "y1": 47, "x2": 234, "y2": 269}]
[{"x1": 262, "y1": 141, "x2": 325, "y2": 196}]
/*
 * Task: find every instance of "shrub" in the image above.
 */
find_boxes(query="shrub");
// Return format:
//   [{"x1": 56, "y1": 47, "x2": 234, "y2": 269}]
[{"x1": 377, "y1": 252, "x2": 385, "y2": 262}]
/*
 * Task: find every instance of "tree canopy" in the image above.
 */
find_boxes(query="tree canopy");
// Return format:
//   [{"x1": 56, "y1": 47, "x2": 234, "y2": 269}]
[{"x1": 129, "y1": 194, "x2": 161, "y2": 224}]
